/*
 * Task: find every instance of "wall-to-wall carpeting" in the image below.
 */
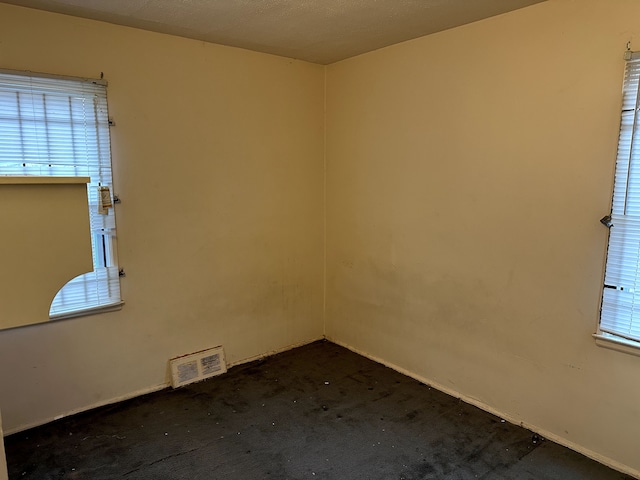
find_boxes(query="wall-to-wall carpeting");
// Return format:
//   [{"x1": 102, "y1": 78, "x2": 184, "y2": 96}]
[{"x1": 5, "y1": 341, "x2": 631, "y2": 479}]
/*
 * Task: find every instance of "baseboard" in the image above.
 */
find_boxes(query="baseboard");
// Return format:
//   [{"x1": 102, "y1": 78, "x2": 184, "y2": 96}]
[
  {"x1": 328, "y1": 337, "x2": 640, "y2": 480},
  {"x1": 10, "y1": 335, "x2": 634, "y2": 478},
  {"x1": 226, "y1": 336, "x2": 325, "y2": 368},
  {"x1": 3, "y1": 336, "x2": 324, "y2": 437},
  {"x1": 3, "y1": 383, "x2": 169, "y2": 437}
]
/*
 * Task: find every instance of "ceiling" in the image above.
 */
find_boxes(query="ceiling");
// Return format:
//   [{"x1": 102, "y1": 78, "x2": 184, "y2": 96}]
[{"x1": 0, "y1": 0, "x2": 546, "y2": 64}]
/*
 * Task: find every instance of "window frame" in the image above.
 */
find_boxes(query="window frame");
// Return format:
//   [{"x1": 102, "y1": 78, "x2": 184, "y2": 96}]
[
  {"x1": 596, "y1": 51, "x2": 640, "y2": 355},
  {"x1": 0, "y1": 68, "x2": 123, "y2": 320}
]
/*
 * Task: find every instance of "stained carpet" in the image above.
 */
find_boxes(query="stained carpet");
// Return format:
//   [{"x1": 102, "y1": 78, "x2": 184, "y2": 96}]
[{"x1": 4, "y1": 341, "x2": 632, "y2": 479}]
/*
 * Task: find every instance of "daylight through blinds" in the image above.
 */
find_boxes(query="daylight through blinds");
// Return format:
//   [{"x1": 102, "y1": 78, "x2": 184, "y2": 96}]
[
  {"x1": 0, "y1": 70, "x2": 121, "y2": 317},
  {"x1": 600, "y1": 54, "x2": 640, "y2": 342}
]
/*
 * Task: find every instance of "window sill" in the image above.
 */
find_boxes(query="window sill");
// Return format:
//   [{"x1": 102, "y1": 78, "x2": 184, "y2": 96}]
[
  {"x1": 593, "y1": 333, "x2": 640, "y2": 357},
  {"x1": 50, "y1": 301, "x2": 124, "y2": 321},
  {"x1": 0, "y1": 176, "x2": 90, "y2": 184}
]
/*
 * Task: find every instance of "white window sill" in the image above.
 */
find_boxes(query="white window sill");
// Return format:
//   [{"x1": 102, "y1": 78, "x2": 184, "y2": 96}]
[
  {"x1": 50, "y1": 301, "x2": 124, "y2": 321},
  {"x1": 0, "y1": 176, "x2": 90, "y2": 184},
  {"x1": 593, "y1": 333, "x2": 640, "y2": 357}
]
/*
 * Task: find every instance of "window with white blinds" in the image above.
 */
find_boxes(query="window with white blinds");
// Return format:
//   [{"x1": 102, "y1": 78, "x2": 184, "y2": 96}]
[
  {"x1": 599, "y1": 52, "x2": 640, "y2": 344},
  {"x1": 0, "y1": 69, "x2": 121, "y2": 318}
]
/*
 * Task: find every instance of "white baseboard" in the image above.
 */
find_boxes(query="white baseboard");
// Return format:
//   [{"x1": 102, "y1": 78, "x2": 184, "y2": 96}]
[
  {"x1": 11, "y1": 336, "x2": 632, "y2": 478},
  {"x1": 226, "y1": 336, "x2": 325, "y2": 368},
  {"x1": 3, "y1": 383, "x2": 168, "y2": 437},
  {"x1": 328, "y1": 337, "x2": 640, "y2": 480},
  {"x1": 3, "y1": 336, "x2": 324, "y2": 437}
]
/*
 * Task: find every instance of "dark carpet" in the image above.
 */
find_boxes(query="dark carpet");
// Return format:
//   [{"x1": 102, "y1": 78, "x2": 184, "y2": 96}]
[{"x1": 4, "y1": 340, "x2": 632, "y2": 479}]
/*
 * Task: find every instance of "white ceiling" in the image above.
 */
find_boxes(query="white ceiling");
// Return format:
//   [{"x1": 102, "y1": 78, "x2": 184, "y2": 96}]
[{"x1": 0, "y1": 0, "x2": 546, "y2": 64}]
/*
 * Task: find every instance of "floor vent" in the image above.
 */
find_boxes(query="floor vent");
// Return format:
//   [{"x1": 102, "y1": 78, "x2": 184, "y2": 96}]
[{"x1": 169, "y1": 346, "x2": 227, "y2": 388}]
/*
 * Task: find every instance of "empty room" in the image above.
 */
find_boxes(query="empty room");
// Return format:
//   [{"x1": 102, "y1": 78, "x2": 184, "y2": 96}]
[{"x1": 1, "y1": 0, "x2": 640, "y2": 478}]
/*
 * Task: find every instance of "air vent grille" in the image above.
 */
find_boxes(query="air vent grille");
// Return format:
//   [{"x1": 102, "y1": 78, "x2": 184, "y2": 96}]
[{"x1": 169, "y1": 346, "x2": 226, "y2": 388}]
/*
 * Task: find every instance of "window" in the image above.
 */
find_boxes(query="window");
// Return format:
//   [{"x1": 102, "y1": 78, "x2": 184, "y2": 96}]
[
  {"x1": 598, "y1": 51, "x2": 640, "y2": 350},
  {"x1": 0, "y1": 69, "x2": 121, "y2": 319}
]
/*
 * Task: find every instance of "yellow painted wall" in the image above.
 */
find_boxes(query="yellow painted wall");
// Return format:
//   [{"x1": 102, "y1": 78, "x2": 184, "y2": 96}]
[
  {"x1": 326, "y1": 0, "x2": 640, "y2": 475},
  {"x1": 0, "y1": 4, "x2": 325, "y2": 432}
]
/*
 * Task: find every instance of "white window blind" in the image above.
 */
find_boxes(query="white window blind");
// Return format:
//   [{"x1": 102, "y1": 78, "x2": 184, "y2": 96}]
[
  {"x1": 0, "y1": 69, "x2": 121, "y2": 318},
  {"x1": 600, "y1": 52, "x2": 640, "y2": 343}
]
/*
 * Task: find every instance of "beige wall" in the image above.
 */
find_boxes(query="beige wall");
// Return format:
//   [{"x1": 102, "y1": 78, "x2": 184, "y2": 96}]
[
  {"x1": 326, "y1": 0, "x2": 640, "y2": 475},
  {"x1": 0, "y1": 4, "x2": 325, "y2": 432}
]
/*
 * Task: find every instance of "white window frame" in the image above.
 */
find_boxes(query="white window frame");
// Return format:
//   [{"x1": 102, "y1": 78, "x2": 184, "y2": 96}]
[
  {"x1": 0, "y1": 69, "x2": 122, "y2": 320},
  {"x1": 596, "y1": 51, "x2": 640, "y2": 355}
]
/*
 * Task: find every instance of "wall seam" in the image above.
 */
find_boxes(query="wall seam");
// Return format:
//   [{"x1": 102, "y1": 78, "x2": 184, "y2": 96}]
[{"x1": 322, "y1": 64, "x2": 327, "y2": 338}]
